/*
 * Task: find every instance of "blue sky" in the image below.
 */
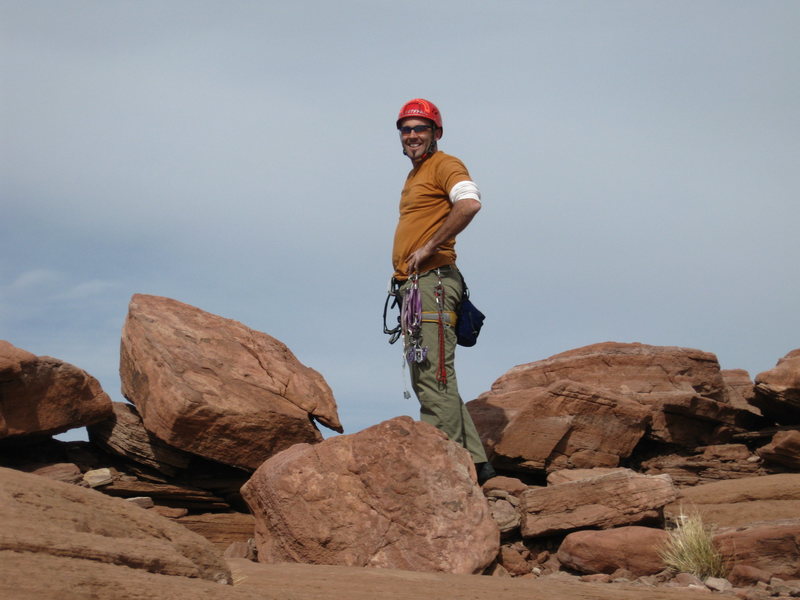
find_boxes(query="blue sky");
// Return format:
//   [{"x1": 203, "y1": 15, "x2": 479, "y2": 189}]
[{"x1": 2, "y1": 1, "x2": 798, "y2": 441}]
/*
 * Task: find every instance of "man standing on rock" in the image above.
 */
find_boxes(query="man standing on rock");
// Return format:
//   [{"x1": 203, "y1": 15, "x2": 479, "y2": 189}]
[{"x1": 390, "y1": 98, "x2": 495, "y2": 485}]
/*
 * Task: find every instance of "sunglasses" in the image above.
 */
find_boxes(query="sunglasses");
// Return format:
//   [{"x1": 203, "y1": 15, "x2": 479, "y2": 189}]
[{"x1": 398, "y1": 125, "x2": 432, "y2": 134}]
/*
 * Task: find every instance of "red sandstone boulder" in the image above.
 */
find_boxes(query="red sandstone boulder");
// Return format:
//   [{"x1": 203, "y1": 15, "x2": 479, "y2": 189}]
[
  {"x1": 499, "y1": 544, "x2": 532, "y2": 576},
  {"x1": 753, "y1": 349, "x2": 800, "y2": 425},
  {"x1": 557, "y1": 526, "x2": 669, "y2": 576},
  {"x1": 468, "y1": 343, "x2": 751, "y2": 460},
  {"x1": 491, "y1": 381, "x2": 650, "y2": 473},
  {"x1": 241, "y1": 416, "x2": 499, "y2": 574},
  {"x1": 0, "y1": 466, "x2": 230, "y2": 583},
  {"x1": 120, "y1": 294, "x2": 342, "y2": 470},
  {"x1": 481, "y1": 342, "x2": 726, "y2": 401},
  {"x1": 715, "y1": 520, "x2": 800, "y2": 582},
  {"x1": 519, "y1": 469, "x2": 678, "y2": 538},
  {"x1": 664, "y1": 473, "x2": 800, "y2": 527},
  {"x1": 0, "y1": 340, "x2": 112, "y2": 439},
  {"x1": 757, "y1": 429, "x2": 800, "y2": 469}
]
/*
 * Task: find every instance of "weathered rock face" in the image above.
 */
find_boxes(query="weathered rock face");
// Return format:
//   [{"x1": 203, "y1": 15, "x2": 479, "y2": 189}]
[
  {"x1": 468, "y1": 343, "x2": 755, "y2": 464},
  {"x1": 0, "y1": 466, "x2": 230, "y2": 583},
  {"x1": 664, "y1": 473, "x2": 800, "y2": 528},
  {"x1": 483, "y1": 342, "x2": 727, "y2": 401},
  {"x1": 715, "y1": 520, "x2": 800, "y2": 582},
  {"x1": 546, "y1": 467, "x2": 628, "y2": 486},
  {"x1": 492, "y1": 381, "x2": 650, "y2": 473},
  {"x1": 519, "y1": 469, "x2": 678, "y2": 538},
  {"x1": 557, "y1": 526, "x2": 669, "y2": 576},
  {"x1": 88, "y1": 401, "x2": 192, "y2": 476},
  {"x1": 721, "y1": 369, "x2": 761, "y2": 415},
  {"x1": 753, "y1": 349, "x2": 800, "y2": 425},
  {"x1": 641, "y1": 443, "x2": 770, "y2": 487},
  {"x1": 176, "y1": 512, "x2": 255, "y2": 551},
  {"x1": 120, "y1": 294, "x2": 342, "y2": 470},
  {"x1": 0, "y1": 340, "x2": 112, "y2": 439},
  {"x1": 757, "y1": 429, "x2": 800, "y2": 469},
  {"x1": 241, "y1": 416, "x2": 499, "y2": 574}
]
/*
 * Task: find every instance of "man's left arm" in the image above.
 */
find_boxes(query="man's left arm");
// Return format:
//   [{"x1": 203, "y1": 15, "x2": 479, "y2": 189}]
[{"x1": 405, "y1": 197, "x2": 481, "y2": 274}]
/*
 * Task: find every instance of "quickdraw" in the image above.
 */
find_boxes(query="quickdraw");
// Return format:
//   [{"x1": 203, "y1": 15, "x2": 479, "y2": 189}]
[
  {"x1": 433, "y1": 273, "x2": 447, "y2": 385},
  {"x1": 401, "y1": 274, "x2": 428, "y2": 365}
]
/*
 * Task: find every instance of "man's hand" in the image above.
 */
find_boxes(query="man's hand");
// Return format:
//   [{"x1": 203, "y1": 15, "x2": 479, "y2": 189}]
[{"x1": 406, "y1": 243, "x2": 437, "y2": 274}]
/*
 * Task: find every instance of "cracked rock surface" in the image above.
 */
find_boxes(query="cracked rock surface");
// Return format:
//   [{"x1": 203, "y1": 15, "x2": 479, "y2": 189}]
[{"x1": 241, "y1": 416, "x2": 499, "y2": 574}]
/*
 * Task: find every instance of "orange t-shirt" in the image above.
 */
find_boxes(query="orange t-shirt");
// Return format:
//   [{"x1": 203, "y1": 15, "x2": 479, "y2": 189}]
[{"x1": 392, "y1": 152, "x2": 472, "y2": 280}]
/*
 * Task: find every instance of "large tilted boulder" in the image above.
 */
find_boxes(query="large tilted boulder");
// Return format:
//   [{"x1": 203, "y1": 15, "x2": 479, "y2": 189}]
[
  {"x1": 120, "y1": 294, "x2": 342, "y2": 470},
  {"x1": 753, "y1": 349, "x2": 800, "y2": 425},
  {"x1": 519, "y1": 469, "x2": 678, "y2": 538},
  {"x1": 0, "y1": 340, "x2": 112, "y2": 439},
  {"x1": 241, "y1": 416, "x2": 499, "y2": 574},
  {"x1": 468, "y1": 343, "x2": 759, "y2": 474},
  {"x1": 0, "y1": 466, "x2": 231, "y2": 583}
]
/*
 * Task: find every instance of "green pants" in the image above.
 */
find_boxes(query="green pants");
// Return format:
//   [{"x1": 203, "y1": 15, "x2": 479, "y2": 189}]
[{"x1": 401, "y1": 266, "x2": 488, "y2": 464}]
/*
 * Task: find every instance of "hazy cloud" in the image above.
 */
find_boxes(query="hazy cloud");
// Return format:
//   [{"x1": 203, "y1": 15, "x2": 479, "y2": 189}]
[{"x1": 2, "y1": 1, "x2": 798, "y2": 442}]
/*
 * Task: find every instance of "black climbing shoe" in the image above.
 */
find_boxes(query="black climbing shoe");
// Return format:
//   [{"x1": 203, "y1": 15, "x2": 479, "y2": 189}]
[{"x1": 475, "y1": 462, "x2": 497, "y2": 485}]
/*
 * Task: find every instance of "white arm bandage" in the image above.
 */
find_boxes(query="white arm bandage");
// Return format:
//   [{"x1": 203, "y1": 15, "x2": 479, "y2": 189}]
[{"x1": 449, "y1": 180, "x2": 482, "y2": 204}]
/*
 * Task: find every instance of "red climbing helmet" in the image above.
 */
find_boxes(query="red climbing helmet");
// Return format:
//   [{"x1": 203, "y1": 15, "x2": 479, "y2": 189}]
[{"x1": 396, "y1": 98, "x2": 443, "y2": 133}]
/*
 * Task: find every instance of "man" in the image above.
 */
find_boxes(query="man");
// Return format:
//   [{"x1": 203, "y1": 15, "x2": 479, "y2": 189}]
[{"x1": 390, "y1": 98, "x2": 495, "y2": 485}]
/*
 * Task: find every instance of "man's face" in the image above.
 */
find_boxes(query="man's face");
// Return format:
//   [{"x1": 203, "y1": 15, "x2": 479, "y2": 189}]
[{"x1": 398, "y1": 117, "x2": 440, "y2": 164}]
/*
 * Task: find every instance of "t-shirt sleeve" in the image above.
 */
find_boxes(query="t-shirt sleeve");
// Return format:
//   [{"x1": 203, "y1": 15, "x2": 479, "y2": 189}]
[{"x1": 436, "y1": 156, "x2": 472, "y2": 198}]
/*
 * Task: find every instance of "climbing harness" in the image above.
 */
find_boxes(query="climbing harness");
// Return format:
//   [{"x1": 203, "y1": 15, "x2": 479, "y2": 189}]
[{"x1": 382, "y1": 268, "x2": 459, "y2": 397}]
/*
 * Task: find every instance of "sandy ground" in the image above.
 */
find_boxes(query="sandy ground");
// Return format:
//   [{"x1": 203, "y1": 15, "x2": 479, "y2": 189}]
[
  {"x1": 227, "y1": 559, "x2": 735, "y2": 600},
  {"x1": 0, "y1": 550, "x2": 736, "y2": 599}
]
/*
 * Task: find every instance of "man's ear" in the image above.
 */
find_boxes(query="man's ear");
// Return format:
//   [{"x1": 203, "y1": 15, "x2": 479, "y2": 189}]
[{"x1": 435, "y1": 128, "x2": 443, "y2": 140}]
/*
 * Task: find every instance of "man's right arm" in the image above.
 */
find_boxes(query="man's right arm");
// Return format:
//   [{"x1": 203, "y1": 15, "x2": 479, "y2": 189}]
[{"x1": 405, "y1": 197, "x2": 481, "y2": 274}]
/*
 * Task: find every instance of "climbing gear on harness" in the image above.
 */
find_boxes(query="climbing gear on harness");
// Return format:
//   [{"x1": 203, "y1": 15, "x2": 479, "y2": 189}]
[
  {"x1": 401, "y1": 274, "x2": 428, "y2": 365},
  {"x1": 421, "y1": 311, "x2": 457, "y2": 326},
  {"x1": 433, "y1": 272, "x2": 447, "y2": 385},
  {"x1": 383, "y1": 278, "x2": 402, "y2": 344}
]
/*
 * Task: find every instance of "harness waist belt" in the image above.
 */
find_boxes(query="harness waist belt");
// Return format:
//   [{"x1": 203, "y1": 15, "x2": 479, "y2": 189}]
[{"x1": 420, "y1": 311, "x2": 457, "y2": 326}]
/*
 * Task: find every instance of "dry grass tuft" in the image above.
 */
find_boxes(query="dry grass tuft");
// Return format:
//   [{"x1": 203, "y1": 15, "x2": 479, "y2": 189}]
[{"x1": 660, "y1": 510, "x2": 727, "y2": 579}]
